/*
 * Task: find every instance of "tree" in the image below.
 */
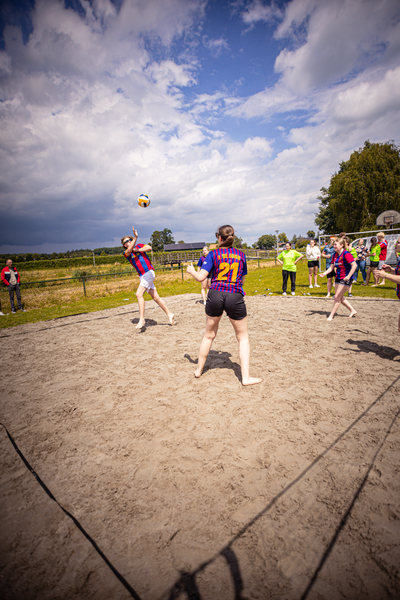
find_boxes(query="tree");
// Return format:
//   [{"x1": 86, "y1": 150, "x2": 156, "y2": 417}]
[
  {"x1": 150, "y1": 228, "x2": 175, "y2": 252},
  {"x1": 315, "y1": 140, "x2": 400, "y2": 234},
  {"x1": 278, "y1": 232, "x2": 288, "y2": 243},
  {"x1": 234, "y1": 235, "x2": 243, "y2": 248},
  {"x1": 307, "y1": 230, "x2": 315, "y2": 239},
  {"x1": 255, "y1": 234, "x2": 276, "y2": 249},
  {"x1": 177, "y1": 240, "x2": 185, "y2": 244}
]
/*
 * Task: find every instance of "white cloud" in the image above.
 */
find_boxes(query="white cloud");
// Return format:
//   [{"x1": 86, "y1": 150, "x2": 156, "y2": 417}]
[
  {"x1": 240, "y1": 0, "x2": 283, "y2": 26},
  {"x1": 202, "y1": 35, "x2": 229, "y2": 57},
  {"x1": 1, "y1": 0, "x2": 400, "y2": 251},
  {"x1": 274, "y1": 0, "x2": 400, "y2": 92}
]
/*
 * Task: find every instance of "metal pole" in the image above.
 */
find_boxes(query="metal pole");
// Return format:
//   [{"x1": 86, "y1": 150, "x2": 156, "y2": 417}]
[
  {"x1": 82, "y1": 277, "x2": 86, "y2": 296},
  {"x1": 92, "y1": 250, "x2": 95, "y2": 267},
  {"x1": 275, "y1": 230, "x2": 279, "y2": 265},
  {"x1": 181, "y1": 265, "x2": 184, "y2": 280}
]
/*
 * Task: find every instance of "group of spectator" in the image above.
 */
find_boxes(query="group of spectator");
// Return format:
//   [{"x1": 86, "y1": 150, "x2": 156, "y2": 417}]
[{"x1": 277, "y1": 231, "x2": 394, "y2": 298}]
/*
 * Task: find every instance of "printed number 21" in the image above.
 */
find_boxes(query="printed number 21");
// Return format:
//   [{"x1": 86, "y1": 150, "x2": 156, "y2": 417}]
[{"x1": 217, "y1": 262, "x2": 239, "y2": 281}]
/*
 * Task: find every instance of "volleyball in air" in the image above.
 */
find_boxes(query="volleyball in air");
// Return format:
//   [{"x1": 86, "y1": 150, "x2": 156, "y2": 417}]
[{"x1": 138, "y1": 193, "x2": 150, "y2": 208}]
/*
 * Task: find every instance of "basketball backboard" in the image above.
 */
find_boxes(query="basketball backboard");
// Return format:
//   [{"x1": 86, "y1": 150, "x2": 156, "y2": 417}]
[{"x1": 376, "y1": 210, "x2": 400, "y2": 228}]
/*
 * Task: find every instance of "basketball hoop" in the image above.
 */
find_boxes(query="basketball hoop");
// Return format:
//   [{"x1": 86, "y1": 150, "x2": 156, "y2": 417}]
[{"x1": 376, "y1": 210, "x2": 400, "y2": 229}]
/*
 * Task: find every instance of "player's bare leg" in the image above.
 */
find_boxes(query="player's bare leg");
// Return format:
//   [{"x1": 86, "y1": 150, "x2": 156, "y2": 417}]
[
  {"x1": 195, "y1": 315, "x2": 221, "y2": 378},
  {"x1": 230, "y1": 317, "x2": 262, "y2": 386},
  {"x1": 135, "y1": 284, "x2": 147, "y2": 328},
  {"x1": 341, "y1": 297, "x2": 357, "y2": 318},
  {"x1": 148, "y1": 287, "x2": 174, "y2": 325}
]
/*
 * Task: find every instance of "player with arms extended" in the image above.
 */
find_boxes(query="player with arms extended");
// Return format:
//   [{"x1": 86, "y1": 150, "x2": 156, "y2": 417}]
[
  {"x1": 187, "y1": 225, "x2": 261, "y2": 386},
  {"x1": 122, "y1": 227, "x2": 174, "y2": 329}
]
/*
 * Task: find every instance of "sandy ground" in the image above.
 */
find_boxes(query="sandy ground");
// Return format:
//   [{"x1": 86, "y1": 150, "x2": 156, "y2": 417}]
[{"x1": 1, "y1": 293, "x2": 400, "y2": 600}]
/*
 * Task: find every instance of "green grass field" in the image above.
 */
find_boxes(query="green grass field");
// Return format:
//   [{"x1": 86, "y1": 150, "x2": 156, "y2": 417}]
[{"x1": 0, "y1": 260, "x2": 397, "y2": 329}]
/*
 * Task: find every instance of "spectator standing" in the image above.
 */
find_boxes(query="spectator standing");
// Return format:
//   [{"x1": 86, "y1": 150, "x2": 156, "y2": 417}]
[
  {"x1": 351, "y1": 238, "x2": 368, "y2": 284},
  {"x1": 1, "y1": 259, "x2": 26, "y2": 314},
  {"x1": 364, "y1": 237, "x2": 380, "y2": 286},
  {"x1": 277, "y1": 242, "x2": 304, "y2": 296},
  {"x1": 305, "y1": 239, "x2": 321, "y2": 289},
  {"x1": 197, "y1": 246, "x2": 211, "y2": 305},
  {"x1": 345, "y1": 237, "x2": 358, "y2": 297},
  {"x1": 377, "y1": 231, "x2": 388, "y2": 285},
  {"x1": 322, "y1": 236, "x2": 336, "y2": 297}
]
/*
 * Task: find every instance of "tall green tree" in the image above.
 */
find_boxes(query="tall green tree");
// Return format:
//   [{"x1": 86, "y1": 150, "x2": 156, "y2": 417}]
[
  {"x1": 315, "y1": 140, "x2": 400, "y2": 234},
  {"x1": 254, "y1": 234, "x2": 276, "y2": 249},
  {"x1": 307, "y1": 230, "x2": 315, "y2": 239},
  {"x1": 150, "y1": 228, "x2": 175, "y2": 252},
  {"x1": 278, "y1": 232, "x2": 288, "y2": 243}
]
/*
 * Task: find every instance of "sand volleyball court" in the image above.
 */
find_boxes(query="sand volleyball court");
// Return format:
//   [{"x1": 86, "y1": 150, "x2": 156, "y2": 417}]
[{"x1": 1, "y1": 294, "x2": 400, "y2": 600}]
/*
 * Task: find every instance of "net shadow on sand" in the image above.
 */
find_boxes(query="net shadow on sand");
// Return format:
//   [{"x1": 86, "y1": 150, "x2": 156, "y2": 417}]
[{"x1": 167, "y1": 375, "x2": 400, "y2": 600}]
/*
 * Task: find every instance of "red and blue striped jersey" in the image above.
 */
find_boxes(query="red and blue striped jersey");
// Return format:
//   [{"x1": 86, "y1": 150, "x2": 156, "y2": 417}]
[
  {"x1": 202, "y1": 247, "x2": 247, "y2": 295},
  {"x1": 379, "y1": 239, "x2": 388, "y2": 260},
  {"x1": 396, "y1": 259, "x2": 400, "y2": 300},
  {"x1": 125, "y1": 244, "x2": 154, "y2": 275},
  {"x1": 332, "y1": 250, "x2": 355, "y2": 280}
]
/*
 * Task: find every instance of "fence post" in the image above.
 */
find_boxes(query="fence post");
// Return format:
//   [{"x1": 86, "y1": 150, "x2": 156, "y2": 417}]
[
  {"x1": 181, "y1": 265, "x2": 184, "y2": 280},
  {"x1": 258, "y1": 257, "x2": 260, "y2": 268},
  {"x1": 82, "y1": 277, "x2": 86, "y2": 296}
]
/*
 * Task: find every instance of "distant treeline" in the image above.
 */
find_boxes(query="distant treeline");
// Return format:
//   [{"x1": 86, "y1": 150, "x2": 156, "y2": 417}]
[{"x1": 0, "y1": 246, "x2": 123, "y2": 264}]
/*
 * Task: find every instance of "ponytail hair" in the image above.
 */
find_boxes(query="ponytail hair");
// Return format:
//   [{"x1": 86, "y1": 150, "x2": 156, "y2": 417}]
[{"x1": 215, "y1": 225, "x2": 235, "y2": 248}]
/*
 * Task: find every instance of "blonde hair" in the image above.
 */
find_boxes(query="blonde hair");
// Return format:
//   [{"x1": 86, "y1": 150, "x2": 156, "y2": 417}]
[{"x1": 377, "y1": 231, "x2": 385, "y2": 238}]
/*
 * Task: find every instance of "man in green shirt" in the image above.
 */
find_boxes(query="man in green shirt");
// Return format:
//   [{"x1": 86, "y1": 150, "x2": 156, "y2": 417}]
[{"x1": 277, "y1": 242, "x2": 304, "y2": 295}]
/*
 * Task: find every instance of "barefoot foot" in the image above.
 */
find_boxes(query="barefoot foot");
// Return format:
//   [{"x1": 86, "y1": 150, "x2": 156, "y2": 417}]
[
  {"x1": 135, "y1": 319, "x2": 145, "y2": 329},
  {"x1": 348, "y1": 311, "x2": 357, "y2": 318},
  {"x1": 194, "y1": 369, "x2": 202, "y2": 378},
  {"x1": 168, "y1": 313, "x2": 175, "y2": 325},
  {"x1": 242, "y1": 377, "x2": 262, "y2": 386},
  {"x1": 327, "y1": 316, "x2": 333, "y2": 321}
]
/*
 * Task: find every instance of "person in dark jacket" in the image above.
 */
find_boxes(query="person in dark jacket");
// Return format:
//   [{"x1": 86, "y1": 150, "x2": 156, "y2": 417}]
[{"x1": 1, "y1": 259, "x2": 25, "y2": 313}]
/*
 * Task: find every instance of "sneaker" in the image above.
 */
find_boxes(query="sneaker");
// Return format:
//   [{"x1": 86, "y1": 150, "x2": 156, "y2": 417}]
[
  {"x1": 0, "y1": 311, "x2": 4, "y2": 316},
  {"x1": 21, "y1": 309, "x2": 26, "y2": 312},
  {"x1": 314, "y1": 284, "x2": 320, "y2": 288},
  {"x1": 309, "y1": 285, "x2": 313, "y2": 288},
  {"x1": 283, "y1": 292, "x2": 287, "y2": 296},
  {"x1": 291, "y1": 292, "x2": 295, "y2": 296},
  {"x1": 348, "y1": 293, "x2": 353, "y2": 297},
  {"x1": 11, "y1": 310, "x2": 16, "y2": 314}
]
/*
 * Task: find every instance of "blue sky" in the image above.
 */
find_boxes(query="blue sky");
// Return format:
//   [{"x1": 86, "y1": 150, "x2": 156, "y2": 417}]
[{"x1": 1, "y1": 0, "x2": 400, "y2": 253}]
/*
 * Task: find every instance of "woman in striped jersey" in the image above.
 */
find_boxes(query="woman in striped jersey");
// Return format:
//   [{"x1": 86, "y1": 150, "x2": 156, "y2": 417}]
[
  {"x1": 122, "y1": 227, "x2": 174, "y2": 329},
  {"x1": 187, "y1": 225, "x2": 261, "y2": 386}
]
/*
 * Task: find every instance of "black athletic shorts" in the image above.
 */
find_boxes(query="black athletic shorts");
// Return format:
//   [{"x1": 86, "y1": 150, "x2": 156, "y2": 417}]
[
  {"x1": 206, "y1": 289, "x2": 247, "y2": 320},
  {"x1": 327, "y1": 270, "x2": 335, "y2": 278},
  {"x1": 308, "y1": 260, "x2": 319, "y2": 268},
  {"x1": 335, "y1": 278, "x2": 352, "y2": 287}
]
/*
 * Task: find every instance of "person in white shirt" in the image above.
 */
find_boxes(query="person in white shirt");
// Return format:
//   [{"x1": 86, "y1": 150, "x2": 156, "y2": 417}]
[{"x1": 305, "y1": 239, "x2": 321, "y2": 289}]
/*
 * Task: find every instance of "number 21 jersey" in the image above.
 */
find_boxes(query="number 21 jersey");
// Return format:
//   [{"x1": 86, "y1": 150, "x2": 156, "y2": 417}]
[{"x1": 202, "y1": 247, "x2": 247, "y2": 295}]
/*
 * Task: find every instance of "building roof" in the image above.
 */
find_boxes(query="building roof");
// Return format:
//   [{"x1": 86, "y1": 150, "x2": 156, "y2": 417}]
[{"x1": 163, "y1": 242, "x2": 206, "y2": 251}]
